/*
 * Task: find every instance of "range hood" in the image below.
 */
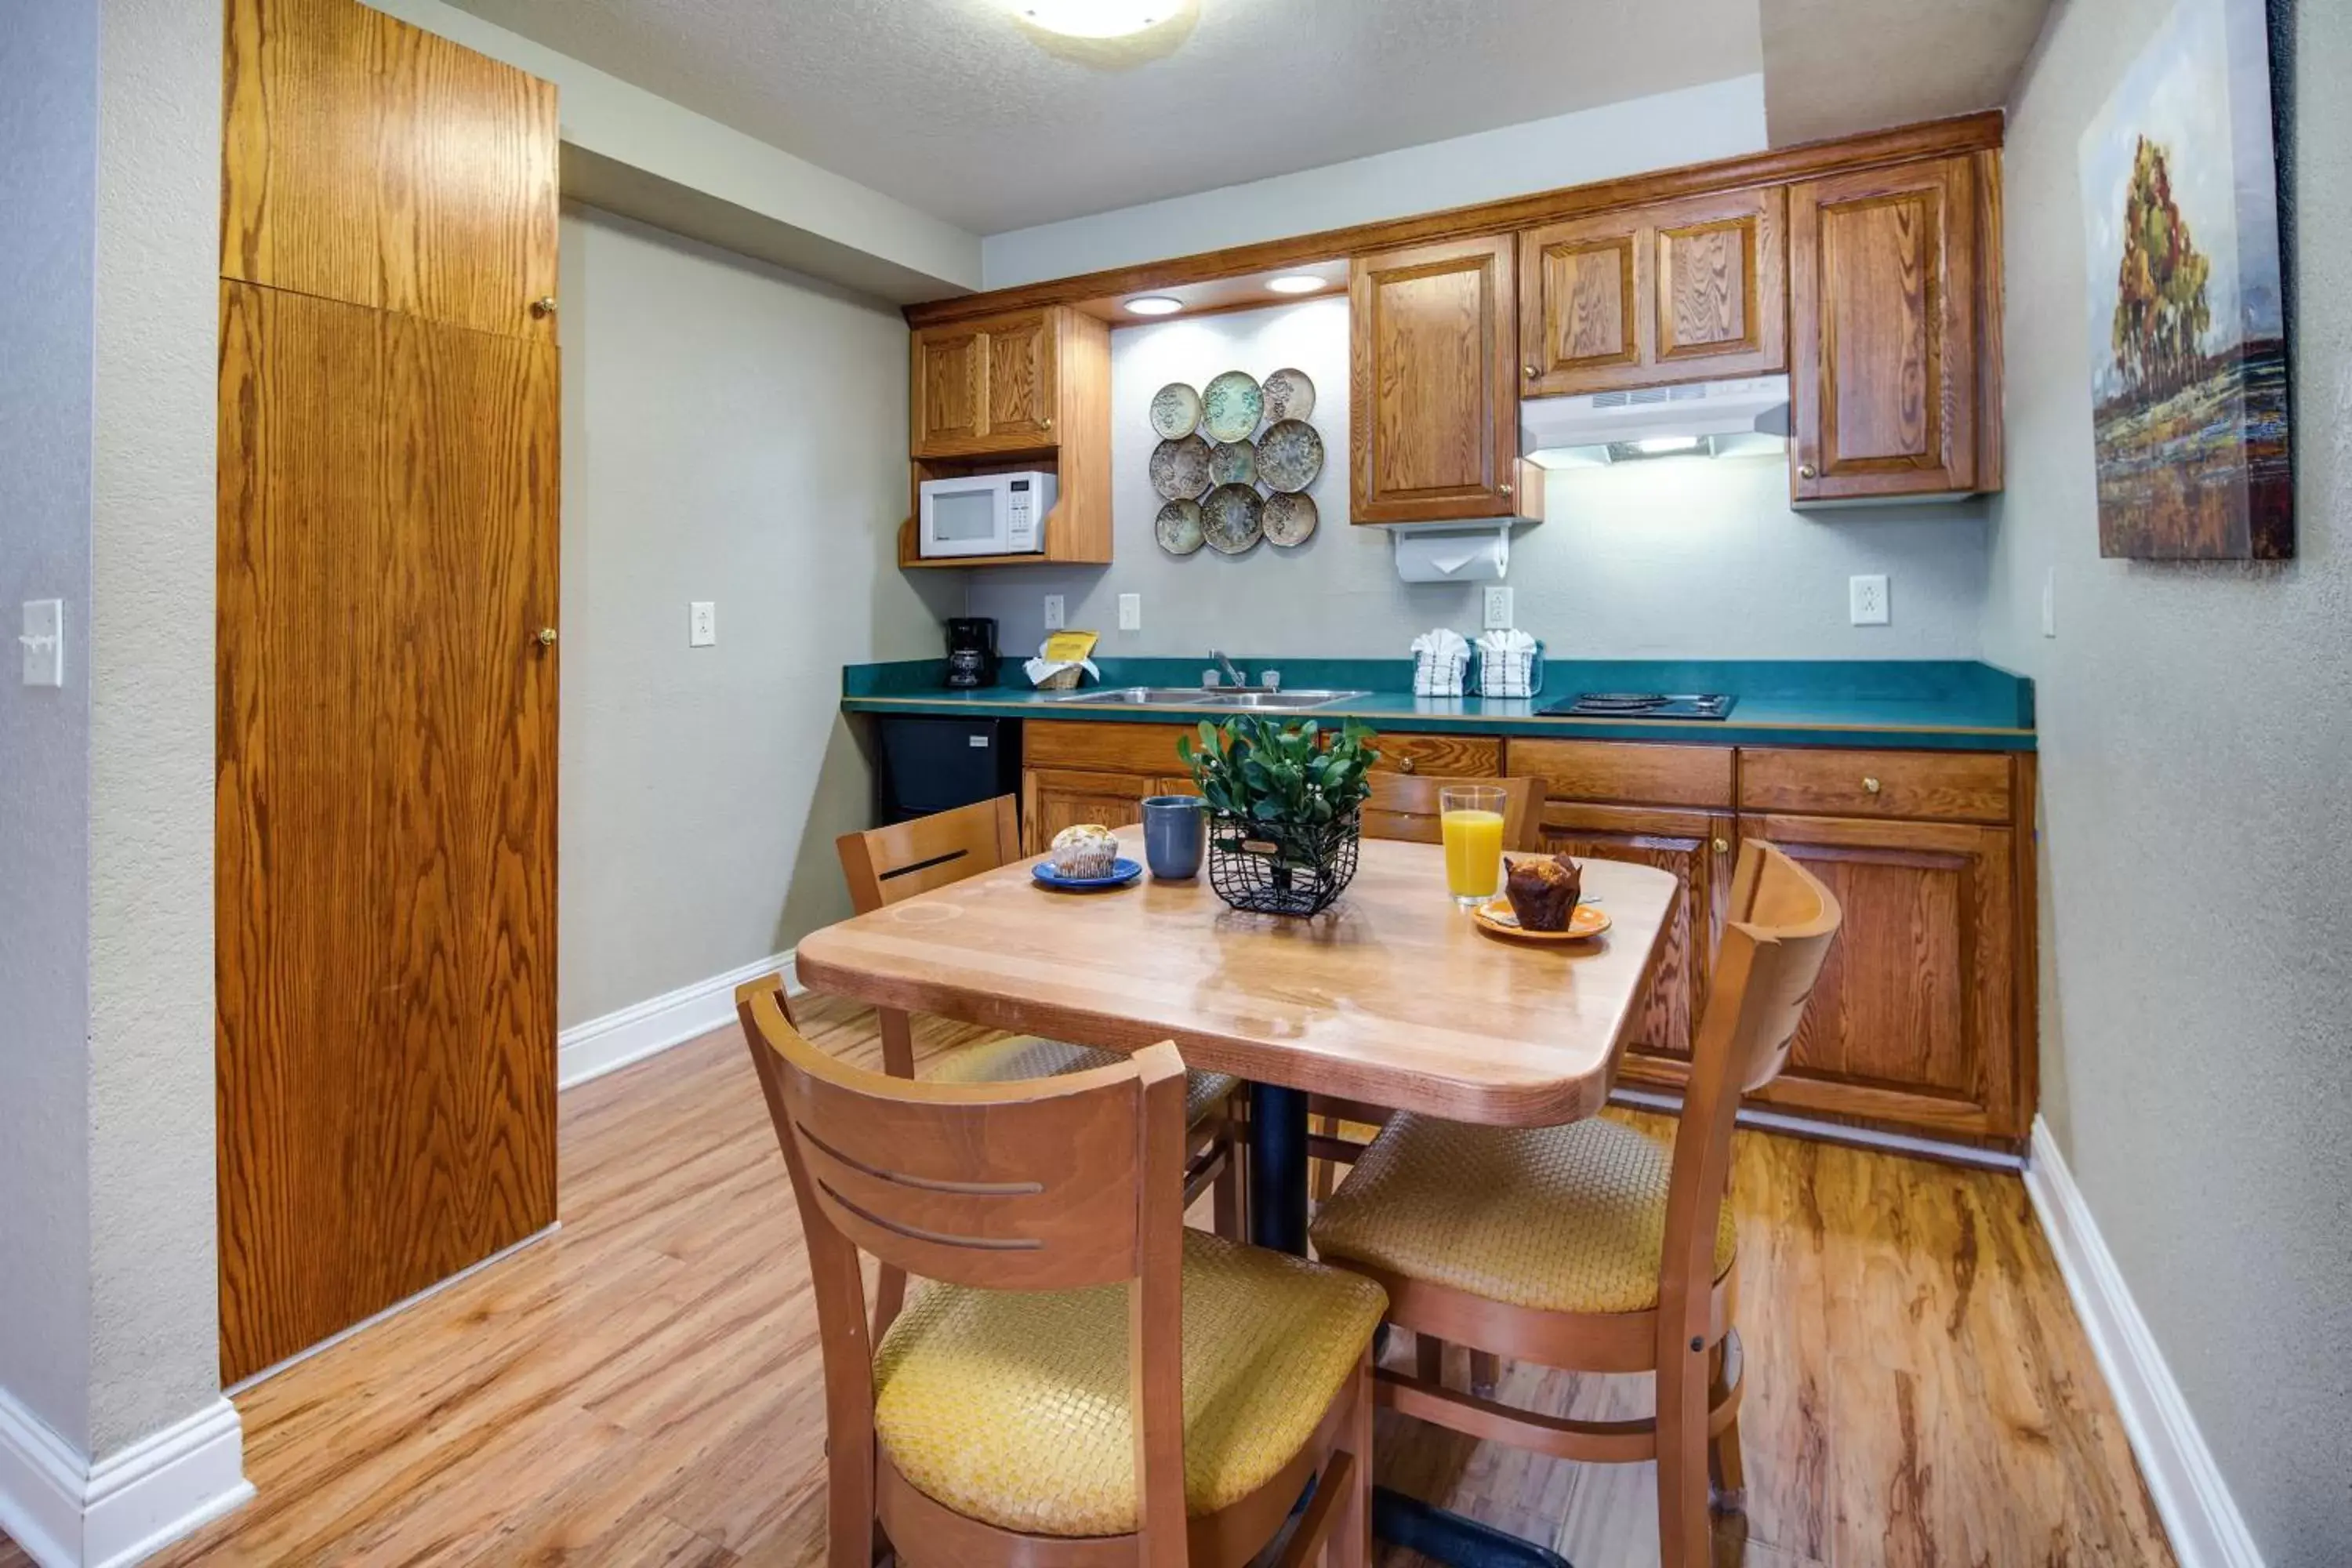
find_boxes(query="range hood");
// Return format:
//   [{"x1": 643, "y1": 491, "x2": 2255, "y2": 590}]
[{"x1": 1521, "y1": 375, "x2": 1790, "y2": 468}]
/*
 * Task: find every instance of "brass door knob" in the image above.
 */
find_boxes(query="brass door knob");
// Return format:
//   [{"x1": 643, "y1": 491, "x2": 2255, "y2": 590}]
[
  {"x1": 535, "y1": 627, "x2": 558, "y2": 647},
  {"x1": 1713, "y1": 837, "x2": 1730, "y2": 855},
  {"x1": 1397, "y1": 757, "x2": 1417, "y2": 775},
  {"x1": 530, "y1": 296, "x2": 557, "y2": 318},
  {"x1": 1863, "y1": 775, "x2": 1882, "y2": 795},
  {"x1": 1798, "y1": 463, "x2": 1819, "y2": 480}
]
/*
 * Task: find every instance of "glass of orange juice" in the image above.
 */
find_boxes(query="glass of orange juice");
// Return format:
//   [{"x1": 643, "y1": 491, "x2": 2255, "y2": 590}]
[{"x1": 1439, "y1": 785, "x2": 1508, "y2": 906}]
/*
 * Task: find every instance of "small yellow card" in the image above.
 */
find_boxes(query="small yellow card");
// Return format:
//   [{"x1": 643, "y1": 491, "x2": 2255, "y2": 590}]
[{"x1": 1043, "y1": 630, "x2": 1099, "y2": 663}]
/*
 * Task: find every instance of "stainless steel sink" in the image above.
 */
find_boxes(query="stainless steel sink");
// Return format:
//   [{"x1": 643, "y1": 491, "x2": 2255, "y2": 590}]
[{"x1": 1036, "y1": 686, "x2": 1368, "y2": 711}]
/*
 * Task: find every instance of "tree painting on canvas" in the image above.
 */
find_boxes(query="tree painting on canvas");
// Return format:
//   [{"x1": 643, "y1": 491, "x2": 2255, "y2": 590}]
[{"x1": 2079, "y1": 0, "x2": 2290, "y2": 558}]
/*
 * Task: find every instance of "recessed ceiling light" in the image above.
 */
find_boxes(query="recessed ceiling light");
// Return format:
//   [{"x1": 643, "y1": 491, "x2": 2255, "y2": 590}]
[
  {"x1": 1010, "y1": 1, "x2": 1168, "y2": 38},
  {"x1": 1632, "y1": 435, "x2": 1703, "y2": 455},
  {"x1": 1265, "y1": 274, "x2": 1327, "y2": 295},
  {"x1": 1125, "y1": 296, "x2": 1183, "y2": 316}
]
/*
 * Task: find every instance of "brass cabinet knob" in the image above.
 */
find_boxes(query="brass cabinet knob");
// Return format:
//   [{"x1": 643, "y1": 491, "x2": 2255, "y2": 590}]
[
  {"x1": 1499, "y1": 481, "x2": 1514, "y2": 496},
  {"x1": 1042, "y1": 416, "x2": 1054, "y2": 430},
  {"x1": 1713, "y1": 837, "x2": 1730, "y2": 855},
  {"x1": 1863, "y1": 775, "x2": 1882, "y2": 795},
  {"x1": 1398, "y1": 757, "x2": 1417, "y2": 775},
  {"x1": 535, "y1": 627, "x2": 558, "y2": 647},
  {"x1": 1798, "y1": 463, "x2": 1819, "y2": 480},
  {"x1": 530, "y1": 296, "x2": 557, "y2": 318},
  {"x1": 1524, "y1": 363, "x2": 1541, "y2": 379}
]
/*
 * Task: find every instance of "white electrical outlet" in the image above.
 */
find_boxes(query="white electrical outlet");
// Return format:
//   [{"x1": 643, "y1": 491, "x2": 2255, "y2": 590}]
[
  {"x1": 1043, "y1": 594, "x2": 1066, "y2": 631},
  {"x1": 2041, "y1": 568, "x2": 2058, "y2": 638},
  {"x1": 1482, "y1": 586, "x2": 1515, "y2": 630},
  {"x1": 1117, "y1": 593, "x2": 1142, "y2": 632},
  {"x1": 20, "y1": 599, "x2": 64, "y2": 688},
  {"x1": 1849, "y1": 575, "x2": 1889, "y2": 626},
  {"x1": 689, "y1": 601, "x2": 717, "y2": 646}
]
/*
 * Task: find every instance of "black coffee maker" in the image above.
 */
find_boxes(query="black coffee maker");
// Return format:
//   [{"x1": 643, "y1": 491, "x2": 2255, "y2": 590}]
[{"x1": 944, "y1": 617, "x2": 1000, "y2": 689}]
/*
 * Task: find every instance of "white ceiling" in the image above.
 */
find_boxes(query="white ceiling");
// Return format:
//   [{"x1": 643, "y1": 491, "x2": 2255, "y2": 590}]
[{"x1": 441, "y1": 0, "x2": 1765, "y2": 235}]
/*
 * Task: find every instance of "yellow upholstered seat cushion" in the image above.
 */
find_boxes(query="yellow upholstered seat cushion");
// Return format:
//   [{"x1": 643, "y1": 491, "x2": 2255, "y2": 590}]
[
  {"x1": 872, "y1": 1231, "x2": 1385, "y2": 1537},
  {"x1": 925, "y1": 1035, "x2": 1236, "y2": 1129},
  {"x1": 1309, "y1": 1113, "x2": 1737, "y2": 1315}
]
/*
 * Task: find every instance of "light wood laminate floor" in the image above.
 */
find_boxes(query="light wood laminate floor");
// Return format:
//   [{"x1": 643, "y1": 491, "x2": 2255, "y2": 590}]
[{"x1": 6, "y1": 997, "x2": 2173, "y2": 1568}]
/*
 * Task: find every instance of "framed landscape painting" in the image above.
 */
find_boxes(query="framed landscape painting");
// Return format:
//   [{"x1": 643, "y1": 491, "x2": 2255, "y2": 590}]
[{"x1": 2078, "y1": 0, "x2": 2291, "y2": 559}]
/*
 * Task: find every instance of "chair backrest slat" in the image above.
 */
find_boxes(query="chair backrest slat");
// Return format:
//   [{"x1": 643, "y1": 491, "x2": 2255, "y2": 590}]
[
  {"x1": 1362, "y1": 771, "x2": 1544, "y2": 851},
  {"x1": 838, "y1": 794, "x2": 1024, "y2": 913}
]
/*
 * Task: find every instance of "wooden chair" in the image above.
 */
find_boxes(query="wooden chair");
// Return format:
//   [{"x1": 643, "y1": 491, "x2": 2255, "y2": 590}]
[
  {"x1": 1308, "y1": 840, "x2": 1842, "y2": 1568},
  {"x1": 1309, "y1": 772, "x2": 1549, "y2": 1204},
  {"x1": 736, "y1": 975, "x2": 1382, "y2": 1568},
  {"x1": 837, "y1": 796, "x2": 1245, "y2": 1327}
]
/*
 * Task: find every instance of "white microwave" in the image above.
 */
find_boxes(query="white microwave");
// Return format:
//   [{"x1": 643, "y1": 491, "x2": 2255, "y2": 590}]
[{"x1": 916, "y1": 470, "x2": 1055, "y2": 558}]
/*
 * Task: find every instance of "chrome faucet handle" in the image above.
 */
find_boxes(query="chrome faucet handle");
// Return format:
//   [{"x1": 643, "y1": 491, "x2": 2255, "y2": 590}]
[
  {"x1": 1201, "y1": 669, "x2": 1221, "y2": 688},
  {"x1": 1260, "y1": 669, "x2": 1281, "y2": 692},
  {"x1": 1209, "y1": 648, "x2": 1247, "y2": 690}
]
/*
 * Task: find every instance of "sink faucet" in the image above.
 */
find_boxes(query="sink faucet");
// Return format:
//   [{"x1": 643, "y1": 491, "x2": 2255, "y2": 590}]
[{"x1": 1210, "y1": 649, "x2": 1247, "y2": 689}]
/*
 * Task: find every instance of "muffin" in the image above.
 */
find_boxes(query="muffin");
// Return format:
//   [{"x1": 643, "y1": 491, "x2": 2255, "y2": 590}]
[
  {"x1": 1504, "y1": 853, "x2": 1583, "y2": 931},
  {"x1": 1049, "y1": 822, "x2": 1121, "y2": 879}
]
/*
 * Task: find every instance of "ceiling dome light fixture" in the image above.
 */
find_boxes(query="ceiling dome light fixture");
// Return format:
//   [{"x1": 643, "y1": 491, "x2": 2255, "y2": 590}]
[
  {"x1": 1011, "y1": 1, "x2": 1170, "y2": 38},
  {"x1": 1265, "y1": 274, "x2": 1327, "y2": 295},
  {"x1": 1125, "y1": 296, "x2": 1183, "y2": 316}
]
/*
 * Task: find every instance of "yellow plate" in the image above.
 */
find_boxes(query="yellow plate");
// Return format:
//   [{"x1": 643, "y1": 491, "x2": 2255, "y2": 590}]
[{"x1": 1472, "y1": 898, "x2": 1610, "y2": 942}]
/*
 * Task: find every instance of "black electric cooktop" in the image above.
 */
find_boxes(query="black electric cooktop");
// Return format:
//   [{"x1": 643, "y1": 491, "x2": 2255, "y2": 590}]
[{"x1": 1539, "y1": 692, "x2": 1737, "y2": 720}]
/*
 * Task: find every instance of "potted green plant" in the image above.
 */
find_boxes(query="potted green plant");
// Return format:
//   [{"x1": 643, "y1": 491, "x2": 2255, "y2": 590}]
[{"x1": 1177, "y1": 715, "x2": 1381, "y2": 916}]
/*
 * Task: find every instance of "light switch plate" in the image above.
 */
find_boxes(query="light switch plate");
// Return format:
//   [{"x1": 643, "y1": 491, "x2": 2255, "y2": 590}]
[
  {"x1": 1849, "y1": 575, "x2": 1889, "y2": 626},
  {"x1": 2041, "y1": 568, "x2": 2058, "y2": 637},
  {"x1": 20, "y1": 599, "x2": 64, "y2": 688},
  {"x1": 1043, "y1": 594, "x2": 1066, "y2": 631},
  {"x1": 1482, "y1": 586, "x2": 1515, "y2": 630},
  {"x1": 689, "y1": 601, "x2": 717, "y2": 646},
  {"x1": 1117, "y1": 593, "x2": 1142, "y2": 631}
]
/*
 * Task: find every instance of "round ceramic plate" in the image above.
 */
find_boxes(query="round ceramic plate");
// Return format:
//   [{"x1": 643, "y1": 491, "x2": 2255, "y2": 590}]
[
  {"x1": 1472, "y1": 898, "x2": 1612, "y2": 942},
  {"x1": 1149, "y1": 382, "x2": 1202, "y2": 441},
  {"x1": 1155, "y1": 499, "x2": 1205, "y2": 556},
  {"x1": 1149, "y1": 435, "x2": 1213, "y2": 500},
  {"x1": 1261, "y1": 366, "x2": 1316, "y2": 423},
  {"x1": 1200, "y1": 371, "x2": 1265, "y2": 443},
  {"x1": 1200, "y1": 483, "x2": 1264, "y2": 554},
  {"x1": 1033, "y1": 858, "x2": 1145, "y2": 892},
  {"x1": 1208, "y1": 440, "x2": 1258, "y2": 487},
  {"x1": 1262, "y1": 490, "x2": 1319, "y2": 547},
  {"x1": 1256, "y1": 419, "x2": 1325, "y2": 493}
]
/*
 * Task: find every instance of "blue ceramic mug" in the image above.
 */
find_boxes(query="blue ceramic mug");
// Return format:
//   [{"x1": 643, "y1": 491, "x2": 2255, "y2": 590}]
[{"x1": 1141, "y1": 795, "x2": 1207, "y2": 880}]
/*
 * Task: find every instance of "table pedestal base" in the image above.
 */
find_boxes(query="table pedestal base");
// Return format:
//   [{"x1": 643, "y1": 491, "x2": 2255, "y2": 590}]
[{"x1": 1249, "y1": 1085, "x2": 1575, "y2": 1568}]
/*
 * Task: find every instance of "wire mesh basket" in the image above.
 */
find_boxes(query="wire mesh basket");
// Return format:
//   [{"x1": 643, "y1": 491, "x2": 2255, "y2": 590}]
[{"x1": 1205, "y1": 809, "x2": 1363, "y2": 917}]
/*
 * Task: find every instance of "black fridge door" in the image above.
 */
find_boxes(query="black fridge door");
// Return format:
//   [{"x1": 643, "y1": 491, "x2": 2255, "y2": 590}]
[{"x1": 873, "y1": 716, "x2": 1022, "y2": 825}]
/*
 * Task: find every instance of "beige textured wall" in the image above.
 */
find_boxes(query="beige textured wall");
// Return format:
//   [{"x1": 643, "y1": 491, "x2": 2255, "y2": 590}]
[
  {"x1": 554, "y1": 205, "x2": 953, "y2": 1028},
  {"x1": 1988, "y1": 0, "x2": 2352, "y2": 1559}
]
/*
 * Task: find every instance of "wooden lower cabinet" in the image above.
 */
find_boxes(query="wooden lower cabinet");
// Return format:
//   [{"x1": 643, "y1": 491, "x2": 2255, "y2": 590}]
[{"x1": 1024, "y1": 767, "x2": 1192, "y2": 845}]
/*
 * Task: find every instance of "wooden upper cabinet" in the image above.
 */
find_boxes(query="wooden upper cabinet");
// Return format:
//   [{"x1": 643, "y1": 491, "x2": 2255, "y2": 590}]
[
  {"x1": 1519, "y1": 187, "x2": 1786, "y2": 397},
  {"x1": 1349, "y1": 237, "x2": 1526, "y2": 524},
  {"x1": 1787, "y1": 154, "x2": 1984, "y2": 501},
  {"x1": 222, "y1": 0, "x2": 558, "y2": 341},
  {"x1": 910, "y1": 309, "x2": 1064, "y2": 458}
]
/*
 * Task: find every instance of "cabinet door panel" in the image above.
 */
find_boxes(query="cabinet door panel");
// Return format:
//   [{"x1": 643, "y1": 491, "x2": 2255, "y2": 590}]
[
  {"x1": 1023, "y1": 768, "x2": 1155, "y2": 851},
  {"x1": 1539, "y1": 804, "x2": 1733, "y2": 1067},
  {"x1": 1523, "y1": 224, "x2": 1642, "y2": 390},
  {"x1": 1351, "y1": 237, "x2": 1519, "y2": 522},
  {"x1": 912, "y1": 327, "x2": 988, "y2": 454},
  {"x1": 1655, "y1": 190, "x2": 1784, "y2": 372},
  {"x1": 1789, "y1": 156, "x2": 1978, "y2": 499},
  {"x1": 1741, "y1": 814, "x2": 2019, "y2": 1138},
  {"x1": 983, "y1": 313, "x2": 1058, "y2": 448}
]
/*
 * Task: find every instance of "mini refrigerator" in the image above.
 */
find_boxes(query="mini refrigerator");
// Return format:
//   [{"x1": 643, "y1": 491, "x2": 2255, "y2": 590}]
[{"x1": 873, "y1": 715, "x2": 1022, "y2": 825}]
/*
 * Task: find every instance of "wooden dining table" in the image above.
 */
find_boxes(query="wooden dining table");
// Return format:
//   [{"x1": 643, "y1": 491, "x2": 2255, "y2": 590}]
[{"x1": 793, "y1": 835, "x2": 1679, "y2": 1567}]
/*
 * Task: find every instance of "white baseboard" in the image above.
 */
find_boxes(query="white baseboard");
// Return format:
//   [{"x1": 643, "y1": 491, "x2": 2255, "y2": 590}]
[
  {"x1": 0, "y1": 1391, "x2": 252, "y2": 1568},
  {"x1": 2024, "y1": 1116, "x2": 2263, "y2": 1568},
  {"x1": 557, "y1": 949, "x2": 800, "y2": 1091},
  {"x1": 1607, "y1": 1085, "x2": 2025, "y2": 1171}
]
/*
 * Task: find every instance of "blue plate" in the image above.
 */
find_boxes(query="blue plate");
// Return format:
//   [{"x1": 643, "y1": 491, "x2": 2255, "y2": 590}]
[{"x1": 1033, "y1": 857, "x2": 1144, "y2": 891}]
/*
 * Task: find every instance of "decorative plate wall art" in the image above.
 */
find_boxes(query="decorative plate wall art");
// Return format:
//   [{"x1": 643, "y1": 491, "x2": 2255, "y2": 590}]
[
  {"x1": 1145, "y1": 366, "x2": 1327, "y2": 557},
  {"x1": 2078, "y1": 0, "x2": 2291, "y2": 559}
]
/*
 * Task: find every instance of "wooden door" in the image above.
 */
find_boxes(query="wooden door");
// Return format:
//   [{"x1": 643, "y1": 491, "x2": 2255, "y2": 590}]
[
  {"x1": 1537, "y1": 804, "x2": 1734, "y2": 1069},
  {"x1": 1788, "y1": 154, "x2": 1980, "y2": 500},
  {"x1": 1349, "y1": 236, "x2": 1523, "y2": 524},
  {"x1": 1022, "y1": 768, "x2": 1156, "y2": 851},
  {"x1": 218, "y1": 281, "x2": 560, "y2": 1383},
  {"x1": 1737, "y1": 813, "x2": 2020, "y2": 1140},
  {"x1": 911, "y1": 325, "x2": 988, "y2": 455},
  {"x1": 981, "y1": 311, "x2": 1058, "y2": 448},
  {"x1": 1519, "y1": 187, "x2": 1785, "y2": 397},
  {"x1": 222, "y1": 0, "x2": 558, "y2": 341}
]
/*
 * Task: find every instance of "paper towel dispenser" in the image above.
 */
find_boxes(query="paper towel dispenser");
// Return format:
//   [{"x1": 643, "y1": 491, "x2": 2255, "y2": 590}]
[{"x1": 1394, "y1": 525, "x2": 1512, "y2": 583}]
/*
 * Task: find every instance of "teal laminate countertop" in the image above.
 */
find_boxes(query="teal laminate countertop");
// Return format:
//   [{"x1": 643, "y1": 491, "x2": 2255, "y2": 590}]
[{"x1": 842, "y1": 658, "x2": 2036, "y2": 751}]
